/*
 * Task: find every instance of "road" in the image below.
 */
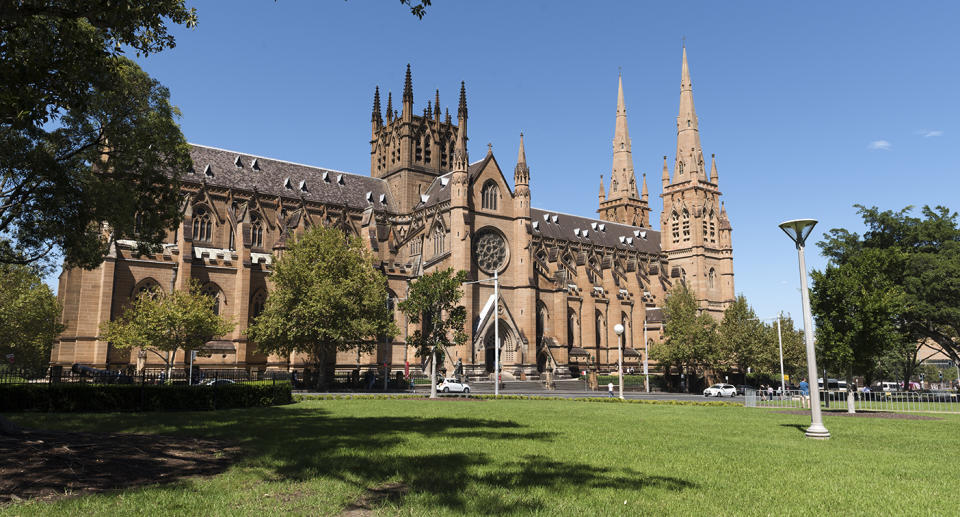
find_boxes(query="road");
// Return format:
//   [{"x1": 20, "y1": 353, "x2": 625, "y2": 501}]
[{"x1": 300, "y1": 380, "x2": 743, "y2": 403}]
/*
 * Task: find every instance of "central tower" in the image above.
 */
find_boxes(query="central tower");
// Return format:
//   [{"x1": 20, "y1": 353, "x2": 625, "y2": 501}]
[
  {"x1": 370, "y1": 65, "x2": 466, "y2": 213},
  {"x1": 659, "y1": 47, "x2": 735, "y2": 316}
]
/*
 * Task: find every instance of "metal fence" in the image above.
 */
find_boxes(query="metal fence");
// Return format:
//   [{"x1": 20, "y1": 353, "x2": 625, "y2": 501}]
[
  {"x1": 0, "y1": 366, "x2": 292, "y2": 387},
  {"x1": 744, "y1": 388, "x2": 960, "y2": 414}
]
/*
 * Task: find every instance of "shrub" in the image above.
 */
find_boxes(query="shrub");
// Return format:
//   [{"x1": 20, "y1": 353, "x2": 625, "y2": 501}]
[{"x1": 0, "y1": 382, "x2": 292, "y2": 412}]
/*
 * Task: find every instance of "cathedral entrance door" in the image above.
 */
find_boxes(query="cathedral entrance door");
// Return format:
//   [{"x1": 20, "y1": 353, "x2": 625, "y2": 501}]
[{"x1": 483, "y1": 323, "x2": 510, "y2": 374}]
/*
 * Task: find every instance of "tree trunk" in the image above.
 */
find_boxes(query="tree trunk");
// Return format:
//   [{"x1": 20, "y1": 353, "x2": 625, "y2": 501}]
[
  {"x1": 314, "y1": 348, "x2": 328, "y2": 390},
  {"x1": 429, "y1": 347, "x2": 437, "y2": 399}
]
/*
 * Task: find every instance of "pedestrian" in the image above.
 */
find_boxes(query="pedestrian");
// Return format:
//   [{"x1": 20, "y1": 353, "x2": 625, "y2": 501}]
[
  {"x1": 767, "y1": 384, "x2": 774, "y2": 402},
  {"x1": 799, "y1": 378, "x2": 810, "y2": 408},
  {"x1": 608, "y1": 381, "x2": 615, "y2": 398}
]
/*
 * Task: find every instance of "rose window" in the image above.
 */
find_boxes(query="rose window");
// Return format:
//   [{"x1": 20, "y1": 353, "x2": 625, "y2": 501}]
[{"x1": 475, "y1": 231, "x2": 508, "y2": 273}]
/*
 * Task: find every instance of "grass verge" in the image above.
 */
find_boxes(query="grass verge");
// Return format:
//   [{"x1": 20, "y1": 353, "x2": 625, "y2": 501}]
[{"x1": 3, "y1": 399, "x2": 958, "y2": 515}]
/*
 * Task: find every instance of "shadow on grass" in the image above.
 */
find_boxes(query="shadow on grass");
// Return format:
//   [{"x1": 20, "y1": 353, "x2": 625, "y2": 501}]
[
  {"x1": 9, "y1": 406, "x2": 698, "y2": 513},
  {"x1": 779, "y1": 423, "x2": 808, "y2": 434}
]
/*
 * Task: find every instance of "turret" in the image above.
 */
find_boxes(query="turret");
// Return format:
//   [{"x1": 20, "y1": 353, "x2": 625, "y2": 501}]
[
  {"x1": 371, "y1": 86, "x2": 382, "y2": 136},
  {"x1": 401, "y1": 63, "x2": 413, "y2": 122},
  {"x1": 514, "y1": 133, "x2": 530, "y2": 193}
]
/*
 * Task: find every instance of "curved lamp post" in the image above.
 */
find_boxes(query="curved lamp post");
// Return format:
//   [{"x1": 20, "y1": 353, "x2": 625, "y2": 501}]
[
  {"x1": 779, "y1": 219, "x2": 830, "y2": 440},
  {"x1": 614, "y1": 323, "x2": 625, "y2": 400}
]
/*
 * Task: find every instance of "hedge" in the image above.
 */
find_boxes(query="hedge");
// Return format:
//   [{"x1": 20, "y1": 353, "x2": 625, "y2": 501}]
[{"x1": 0, "y1": 382, "x2": 293, "y2": 412}]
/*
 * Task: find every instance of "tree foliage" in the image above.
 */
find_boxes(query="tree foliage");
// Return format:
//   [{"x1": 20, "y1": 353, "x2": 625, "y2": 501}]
[
  {"x1": 0, "y1": 264, "x2": 64, "y2": 371},
  {"x1": 811, "y1": 247, "x2": 908, "y2": 384},
  {"x1": 246, "y1": 226, "x2": 397, "y2": 388},
  {"x1": 399, "y1": 268, "x2": 468, "y2": 397},
  {"x1": 652, "y1": 284, "x2": 717, "y2": 391},
  {"x1": 716, "y1": 295, "x2": 765, "y2": 378},
  {"x1": 100, "y1": 281, "x2": 234, "y2": 374},
  {"x1": 815, "y1": 205, "x2": 960, "y2": 386},
  {"x1": 1, "y1": 1, "x2": 196, "y2": 268}
]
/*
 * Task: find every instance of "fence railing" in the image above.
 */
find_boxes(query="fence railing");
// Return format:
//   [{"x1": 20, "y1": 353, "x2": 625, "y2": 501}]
[
  {"x1": 0, "y1": 366, "x2": 292, "y2": 387},
  {"x1": 744, "y1": 388, "x2": 960, "y2": 414}
]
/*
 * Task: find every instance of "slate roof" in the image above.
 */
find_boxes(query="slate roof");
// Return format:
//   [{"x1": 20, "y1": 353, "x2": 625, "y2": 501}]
[
  {"x1": 530, "y1": 208, "x2": 661, "y2": 254},
  {"x1": 185, "y1": 144, "x2": 395, "y2": 213}
]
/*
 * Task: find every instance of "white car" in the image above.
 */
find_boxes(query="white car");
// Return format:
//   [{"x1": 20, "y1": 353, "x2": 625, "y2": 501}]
[
  {"x1": 703, "y1": 383, "x2": 737, "y2": 397},
  {"x1": 437, "y1": 378, "x2": 470, "y2": 393}
]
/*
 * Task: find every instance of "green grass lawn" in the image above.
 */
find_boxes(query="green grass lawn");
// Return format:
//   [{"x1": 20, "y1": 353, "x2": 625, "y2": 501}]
[{"x1": 4, "y1": 399, "x2": 959, "y2": 516}]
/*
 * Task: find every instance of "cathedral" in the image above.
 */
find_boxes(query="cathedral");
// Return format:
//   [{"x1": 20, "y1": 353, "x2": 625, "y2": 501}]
[{"x1": 52, "y1": 48, "x2": 735, "y2": 379}]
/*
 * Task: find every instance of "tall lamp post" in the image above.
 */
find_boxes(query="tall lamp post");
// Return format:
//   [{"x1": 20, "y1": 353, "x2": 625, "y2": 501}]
[
  {"x1": 614, "y1": 323, "x2": 625, "y2": 400},
  {"x1": 643, "y1": 318, "x2": 650, "y2": 393},
  {"x1": 463, "y1": 270, "x2": 501, "y2": 396},
  {"x1": 779, "y1": 219, "x2": 830, "y2": 439}
]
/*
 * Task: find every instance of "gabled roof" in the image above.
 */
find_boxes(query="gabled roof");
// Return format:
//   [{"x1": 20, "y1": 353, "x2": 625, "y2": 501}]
[
  {"x1": 186, "y1": 144, "x2": 395, "y2": 213},
  {"x1": 414, "y1": 156, "x2": 491, "y2": 210},
  {"x1": 530, "y1": 208, "x2": 661, "y2": 254}
]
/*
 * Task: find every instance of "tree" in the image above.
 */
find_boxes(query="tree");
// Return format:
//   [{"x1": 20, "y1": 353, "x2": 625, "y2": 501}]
[
  {"x1": 757, "y1": 314, "x2": 806, "y2": 385},
  {"x1": 400, "y1": 0, "x2": 432, "y2": 18},
  {"x1": 651, "y1": 284, "x2": 717, "y2": 392},
  {"x1": 811, "y1": 247, "x2": 908, "y2": 411},
  {"x1": 399, "y1": 268, "x2": 468, "y2": 398},
  {"x1": 817, "y1": 205, "x2": 960, "y2": 383},
  {"x1": 0, "y1": 264, "x2": 64, "y2": 372},
  {"x1": 246, "y1": 226, "x2": 397, "y2": 389},
  {"x1": 101, "y1": 281, "x2": 234, "y2": 377},
  {"x1": 716, "y1": 295, "x2": 765, "y2": 384},
  {"x1": 1, "y1": 2, "x2": 196, "y2": 268}
]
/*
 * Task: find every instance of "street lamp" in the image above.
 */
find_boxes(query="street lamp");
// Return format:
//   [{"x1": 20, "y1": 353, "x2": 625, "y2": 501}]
[
  {"x1": 643, "y1": 318, "x2": 650, "y2": 393},
  {"x1": 614, "y1": 323, "x2": 625, "y2": 400},
  {"x1": 779, "y1": 219, "x2": 830, "y2": 439},
  {"x1": 463, "y1": 270, "x2": 501, "y2": 396}
]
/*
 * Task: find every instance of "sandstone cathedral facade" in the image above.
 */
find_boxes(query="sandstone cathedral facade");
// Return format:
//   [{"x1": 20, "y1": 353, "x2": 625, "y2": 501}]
[{"x1": 52, "y1": 48, "x2": 734, "y2": 379}]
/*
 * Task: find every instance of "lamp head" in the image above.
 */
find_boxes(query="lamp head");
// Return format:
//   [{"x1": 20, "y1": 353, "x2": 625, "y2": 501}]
[
  {"x1": 778, "y1": 219, "x2": 818, "y2": 248},
  {"x1": 614, "y1": 323, "x2": 625, "y2": 335}
]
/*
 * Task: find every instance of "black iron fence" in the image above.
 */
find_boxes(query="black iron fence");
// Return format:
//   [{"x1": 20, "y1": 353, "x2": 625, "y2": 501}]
[{"x1": 0, "y1": 365, "x2": 292, "y2": 387}]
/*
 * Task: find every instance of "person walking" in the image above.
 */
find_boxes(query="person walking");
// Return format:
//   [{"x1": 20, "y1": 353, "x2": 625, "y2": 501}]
[
  {"x1": 799, "y1": 378, "x2": 810, "y2": 408},
  {"x1": 608, "y1": 381, "x2": 615, "y2": 398},
  {"x1": 767, "y1": 384, "x2": 774, "y2": 402}
]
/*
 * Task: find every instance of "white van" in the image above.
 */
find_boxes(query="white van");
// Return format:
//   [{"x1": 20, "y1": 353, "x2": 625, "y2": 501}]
[{"x1": 876, "y1": 381, "x2": 899, "y2": 392}]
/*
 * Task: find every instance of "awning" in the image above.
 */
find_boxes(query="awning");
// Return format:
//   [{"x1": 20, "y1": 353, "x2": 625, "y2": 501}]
[
  {"x1": 203, "y1": 340, "x2": 237, "y2": 354},
  {"x1": 569, "y1": 347, "x2": 590, "y2": 357}
]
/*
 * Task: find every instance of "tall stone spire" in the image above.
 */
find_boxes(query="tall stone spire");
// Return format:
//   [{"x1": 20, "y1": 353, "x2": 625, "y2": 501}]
[
  {"x1": 598, "y1": 175, "x2": 605, "y2": 203},
  {"x1": 385, "y1": 91, "x2": 393, "y2": 122},
  {"x1": 641, "y1": 173, "x2": 648, "y2": 202},
  {"x1": 674, "y1": 46, "x2": 705, "y2": 183},
  {"x1": 457, "y1": 81, "x2": 468, "y2": 120},
  {"x1": 434, "y1": 89, "x2": 441, "y2": 118},
  {"x1": 661, "y1": 155, "x2": 669, "y2": 186},
  {"x1": 609, "y1": 72, "x2": 638, "y2": 199}
]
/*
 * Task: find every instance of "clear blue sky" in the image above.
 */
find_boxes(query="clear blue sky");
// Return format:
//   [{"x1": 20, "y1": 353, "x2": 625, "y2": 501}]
[{"x1": 86, "y1": 0, "x2": 959, "y2": 322}]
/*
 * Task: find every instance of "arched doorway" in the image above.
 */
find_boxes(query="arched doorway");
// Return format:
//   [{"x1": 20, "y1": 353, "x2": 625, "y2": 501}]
[{"x1": 483, "y1": 321, "x2": 511, "y2": 373}]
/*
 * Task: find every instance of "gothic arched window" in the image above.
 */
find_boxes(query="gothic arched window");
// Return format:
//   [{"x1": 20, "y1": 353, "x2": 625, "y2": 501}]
[
  {"x1": 708, "y1": 268, "x2": 716, "y2": 289},
  {"x1": 432, "y1": 226, "x2": 445, "y2": 256},
  {"x1": 682, "y1": 209, "x2": 691, "y2": 241},
  {"x1": 567, "y1": 308, "x2": 577, "y2": 347},
  {"x1": 671, "y1": 211, "x2": 680, "y2": 243},
  {"x1": 595, "y1": 310, "x2": 604, "y2": 355},
  {"x1": 482, "y1": 181, "x2": 499, "y2": 211},
  {"x1": 251, "y1": 212, "x2": 264, "y2": 249},
  {"x1": 201, "y1": 283, "x2": 224, "y2": 316},
  {"x1": 192, "y1": 206, "x2": 213, "y2": 243},
  {"x1": 250, "y1": 290, "x2": 266, "y2": 320},
  {"x1": 132, "y1": 279, "x2": 161, "y2": 300}
]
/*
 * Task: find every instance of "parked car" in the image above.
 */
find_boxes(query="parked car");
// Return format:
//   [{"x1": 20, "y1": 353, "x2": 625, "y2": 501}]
[
  {"x1": 703, "y1": 383, "x2": 737, "y2": 397},
  {"x1": 735, "y1": 384, "x2": 755, "y2": 395},
  {"x1": 437, "y1": 378, "x2": 470, "y2": 393},
  {"x1": 200, "y1": 378, "x2": 236, "y2": 386}
]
